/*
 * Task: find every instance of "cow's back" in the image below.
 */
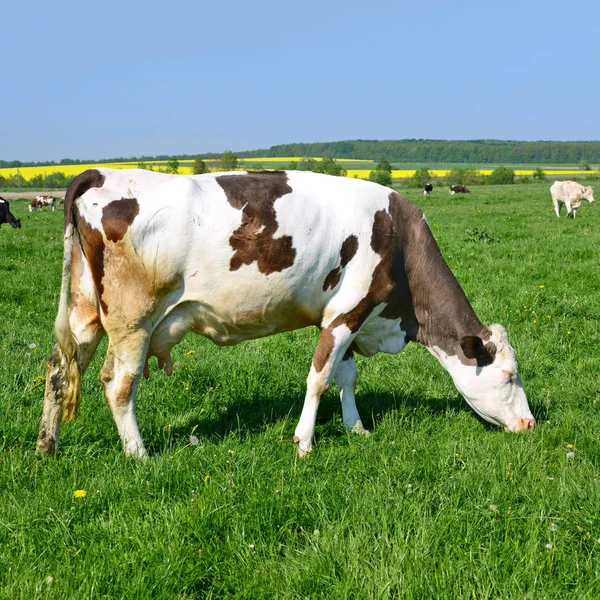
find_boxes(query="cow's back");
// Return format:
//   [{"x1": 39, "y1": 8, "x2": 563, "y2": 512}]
[{"x1": 75, "y1": 169, "x2": 396, "y2": 345}]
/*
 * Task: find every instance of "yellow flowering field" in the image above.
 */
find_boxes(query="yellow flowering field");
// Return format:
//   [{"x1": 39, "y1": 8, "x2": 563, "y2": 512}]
[{"x1": 0, "y1": 161, "x2": 594, "y2": 183}]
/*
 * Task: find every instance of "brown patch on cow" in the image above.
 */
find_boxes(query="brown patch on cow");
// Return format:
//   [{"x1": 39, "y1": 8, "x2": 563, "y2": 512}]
[
  {"x1": 216, "y1": 172, "x2": 296, "y2": 275},
  {"x1": 322, "y1": 235, "x2": 359, "y2": 291},
  {"x1": 323, "y1": 267, "x2": 341, "y2": 291},
  {"x1": 312, "y1": 327, "x2": 336, "y2": 373},
  {"x1": 101, "y1": 197, "x2": 140, "y2": 242},
  {"x1": 340, "y1": 235, "x2": 359, "y2": 267},
  {"x1": 114, "y1": 372, "x2": 137, "y2": 406},
  {"x1": 75, "y1": 207, "x2": 108, "y2": 314}
]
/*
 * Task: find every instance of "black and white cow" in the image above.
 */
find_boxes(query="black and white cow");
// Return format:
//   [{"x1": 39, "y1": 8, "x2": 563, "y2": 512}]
[
  {"x1": 0, "y1": 197, "x2": 21, "y2": 228},
  {"x1": 423, "y1": 183, "x2": 433, "y2": 196},
  {"x1": 37, "y1": 169, "x2": 534, "y2": 458}
]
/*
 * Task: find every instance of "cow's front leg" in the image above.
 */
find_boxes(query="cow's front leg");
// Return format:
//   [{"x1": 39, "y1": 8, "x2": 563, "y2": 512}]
[
  {"x1": 294, "y1": 324, "x2": 354, "y2": 456},
  {"x1": 100, "y1": 332, "x2": 149, "y2": 457},
  {"x1": 334, "y1": 351, "x2": 369, "y2": 435},
  {"x1": 552, "y1": 197, "x2": 561, "y2": 217}
]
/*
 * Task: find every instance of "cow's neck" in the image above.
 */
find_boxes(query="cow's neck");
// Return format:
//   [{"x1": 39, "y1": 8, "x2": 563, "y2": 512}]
[{"x1": 387, "y1": 193, "x2": 489, "y2": 356}]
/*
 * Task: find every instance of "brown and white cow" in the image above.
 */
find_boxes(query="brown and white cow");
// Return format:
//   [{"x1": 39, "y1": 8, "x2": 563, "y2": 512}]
[
  {"x1": 29, "y1": 195, "x2": 58, "y2": 212},
  {"x1": 550, "y1": 181, "x2": 595, "y2": 218},
  {"x1": 0, "y1": 197, "x2": 21, "y2": 228},
  {"x1": 37, "y1": 169, "x2": 534, "y2": 458},
  {"x1": 450, "y1": 185, "x2": 470, "y2": 194}
]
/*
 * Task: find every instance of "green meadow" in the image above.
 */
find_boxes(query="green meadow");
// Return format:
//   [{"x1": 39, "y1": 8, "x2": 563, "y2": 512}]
[{"x1": 1, "y1": 182, "x2": 599, "y2": 598}]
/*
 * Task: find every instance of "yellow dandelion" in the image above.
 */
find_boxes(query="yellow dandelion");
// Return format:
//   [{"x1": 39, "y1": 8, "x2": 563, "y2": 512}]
[
  {"x1": 73, "y1": 489, "x2": 86, "y2": 498},
  {"x1": 567, "y1": 444, "x2": 573, "y2": 449},
  {"x1": 186, "y1": 350, "x2": 195, "y2": 355},
  {"x1": 567, "y1": 331, "x2": 572, "y2": 335},
  {"x1": 539, "y1": 285, "x2": 545, "y2": 289}
]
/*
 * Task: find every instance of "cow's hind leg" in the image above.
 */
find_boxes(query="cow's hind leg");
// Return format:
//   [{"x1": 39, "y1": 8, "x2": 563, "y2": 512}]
[
  {"x1": 294, "y1": 323, "x2": 357, "y2": 456},
  {"x1": 36, "y1": 311, "x2": 104, "y2": 455},
  {"x1": 100, "y1": 330, "x2": 149, "y2": 457},
  {"x1": 334, "y1": 351, "x2": 369, "y2": 435}
]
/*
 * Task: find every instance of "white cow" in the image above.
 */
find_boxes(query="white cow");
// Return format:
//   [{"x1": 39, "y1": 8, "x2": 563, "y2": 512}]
[
  {"x1": 550, "y1": 181, "x2": 595, "y2": 218},
  {"x1": 37, "y1": 169, "x2": 535, "y2": 458}
]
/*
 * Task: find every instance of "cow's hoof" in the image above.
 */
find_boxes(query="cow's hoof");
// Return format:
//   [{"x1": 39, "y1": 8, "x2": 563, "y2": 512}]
[
  {"x1": 350, "y1": 421, "x2": 371, "y2": 436},
  {"x1": 293, "y1": 435, "x2": 312, "y2": 457},
  {"x1": 353, "y1": 426, "x2": 371, "y2": 437}
]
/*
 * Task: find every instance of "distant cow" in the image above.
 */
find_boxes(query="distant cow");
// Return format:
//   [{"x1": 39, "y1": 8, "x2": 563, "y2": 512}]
[
  {"x1": 29, "y1": 195, "x2": 58, "y2": 212},
  {"x1": 0, "y1": 197, "x2": 21, "y2": 228},
  {"x1": 450, "y1": 186, "x2": 470, "y2": 194},
  {"x1": 423, "y1": 183, "x2": 433, "y2": 195},
  {"x1": 36, "y1": 168, "x2": 535, "y2": 459},
  {"x1": 550, "y1": 181, "x2": 595, "y2": 218}
]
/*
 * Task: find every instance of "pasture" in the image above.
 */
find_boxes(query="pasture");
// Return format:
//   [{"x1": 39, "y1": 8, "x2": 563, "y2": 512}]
[{"x1": 1, "y1": 182, "x2": 600, "y2": 598}]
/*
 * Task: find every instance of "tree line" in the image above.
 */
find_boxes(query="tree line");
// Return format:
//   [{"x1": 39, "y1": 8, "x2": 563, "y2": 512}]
[
  {"x1": 241, "y1": 140, "x2": 600, "y2": 165},
  {"x1": 4, "y1": 139, "x2": 600, "y2": 169}
]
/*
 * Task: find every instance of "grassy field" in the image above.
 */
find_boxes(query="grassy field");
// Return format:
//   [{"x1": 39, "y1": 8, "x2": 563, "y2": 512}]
[{"x1": 1, "y1": 182, "x2": 600, "y2": 598}]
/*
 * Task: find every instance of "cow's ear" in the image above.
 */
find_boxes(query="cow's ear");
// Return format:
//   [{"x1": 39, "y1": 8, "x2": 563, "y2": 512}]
[
  {"x1": 460, "y1": 336, "x2": 486, "y2": 359},
  {"x1": 460, "y1": 336, "x2": 496, "y2": 366}
]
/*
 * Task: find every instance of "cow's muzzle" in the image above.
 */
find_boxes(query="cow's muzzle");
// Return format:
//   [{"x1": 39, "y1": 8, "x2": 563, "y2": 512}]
[{"x1": 506, "y1": 417, "x2": 535, "y2": 433}]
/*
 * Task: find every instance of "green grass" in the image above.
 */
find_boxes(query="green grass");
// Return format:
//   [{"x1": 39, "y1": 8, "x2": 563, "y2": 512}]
[{"x1": 1, "y1": 184, "x2": 600, "y2": 598}]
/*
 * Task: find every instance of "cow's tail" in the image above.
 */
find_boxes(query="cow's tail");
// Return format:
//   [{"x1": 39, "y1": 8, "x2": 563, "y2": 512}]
[{"x1": 54, "y1": 169, "x2": 105, "y2": 421}]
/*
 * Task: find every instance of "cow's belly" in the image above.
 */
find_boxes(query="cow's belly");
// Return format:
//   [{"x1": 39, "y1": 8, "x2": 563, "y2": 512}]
[
  {"x1": 353, "y1": 316, "x2": 408, "y2": 357},
  {"x1": 148, "y1": 295, "x2": 322, "y2": 356}
]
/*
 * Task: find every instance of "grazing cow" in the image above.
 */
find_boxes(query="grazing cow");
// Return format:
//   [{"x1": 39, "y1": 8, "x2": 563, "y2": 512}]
[
  {"x1": 450, "y1": 185, "x2": 470, "y2": 194},
  {"x1": 29, "y1": 195, "x2": 58, "y2": 212},
  {"x1": 0, "y1": 197, "x2": 21, "y2": 228},
  {"x1": 37, "y1": 169, "x2": 535, "y2": 458},
  {"x1": 550, "y1": 181, "x2": 595, "y2": 218},
  {"x1": 423, "y1": 183, "x2": 433, "y2": 196}
]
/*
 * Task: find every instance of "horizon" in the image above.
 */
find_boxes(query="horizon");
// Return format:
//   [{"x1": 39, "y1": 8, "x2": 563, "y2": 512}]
[
  {"x1": 4, "y1": 137, "x2": 600, "y2": 166},
  {"x1": 3, "y1": 0, "x2": 599, "y2": 162}
]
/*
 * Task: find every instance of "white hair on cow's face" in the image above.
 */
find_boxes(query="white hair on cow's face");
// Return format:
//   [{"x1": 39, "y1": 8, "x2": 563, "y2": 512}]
[{"x1": 430, "y1": 323, "x2": 534, "y2": 432}]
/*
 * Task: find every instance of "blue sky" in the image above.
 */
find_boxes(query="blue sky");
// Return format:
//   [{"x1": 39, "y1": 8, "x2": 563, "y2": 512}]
[{"x1": 2, "y1": 0, "x2": 599, "y2": 162}]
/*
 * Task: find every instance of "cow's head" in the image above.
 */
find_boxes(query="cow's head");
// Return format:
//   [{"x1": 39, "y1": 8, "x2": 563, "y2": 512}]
[
  {"x1": 1, "y1": 199, "x2": 22, "y2": 228},
  {"x1": 440, "y1": 324, "x2": 535, "y2": 432},
  {"x1": 584, "y1": 186, "x2": 595, "y2": 203}
]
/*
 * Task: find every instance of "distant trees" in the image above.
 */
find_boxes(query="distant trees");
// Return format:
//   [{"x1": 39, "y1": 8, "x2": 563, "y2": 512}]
[
  {"x1": 579, "y1": 160, "x2": 591, "y2": 171},
  {"x1": 369, "y1": 158, "x2": 393, "y2": 186},
  {"x1": 166, "y1": 157, "x2": 179, "y2": 174},
  {"x1": 0, "y1": 170, "x2": 76, "y2": 189},
  {"x1": 219, "y1": 151, "x2": 238, "y2": 171},
  {"x1": 487, "y1": 165, "x2": 515, "y2": 185},
  {"x1": 411, "y1": 168, "x2": 431, "y2": 187},
  {"x1": 238, "y1": 140, "x2": 600, "y2": 165},
  {"x1": 532, "y1": 167, "x2": 546, "y2": 181},
  {"x1": 285, "y1": 156, "x2": 346, "y2": 176},
  {"x1": 446, "y1": 167, "x2": 481, "y2": 186},
  {"x1": 193, "y1": 156, "x2": 209, "y2": 174}
]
